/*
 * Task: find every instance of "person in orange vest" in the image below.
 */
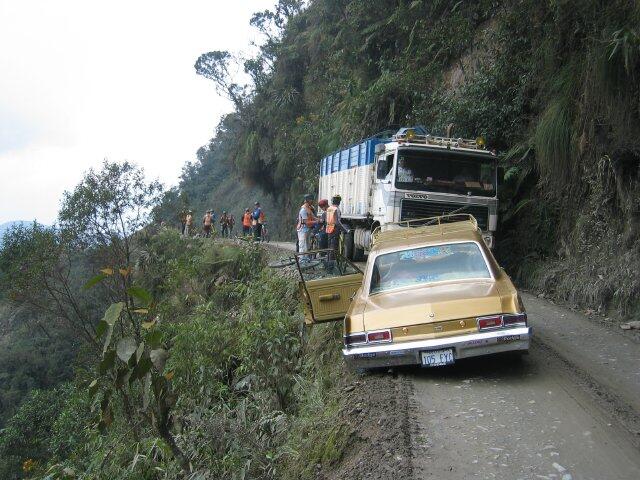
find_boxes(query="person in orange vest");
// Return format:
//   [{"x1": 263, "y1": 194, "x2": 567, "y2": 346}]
[
  {"x1": 326, "y1": 195, "x2": 347, "y2": 257},
  {"x1": 242, "y1": 208, "x2": 252, "y2": 236},
  {"x1": 297, "y1": 194, "x2": 317, "y2": 259},
  {"x1": 202, "y1": 210, "x2": 213, "y2": 238}
]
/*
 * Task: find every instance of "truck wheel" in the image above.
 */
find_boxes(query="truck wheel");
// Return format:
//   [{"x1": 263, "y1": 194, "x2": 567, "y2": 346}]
[{"x1": 343, "y1": 230, "x2": 355, "y2": 260}]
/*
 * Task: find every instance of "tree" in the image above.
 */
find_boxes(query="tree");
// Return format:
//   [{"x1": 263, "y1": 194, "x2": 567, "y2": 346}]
[
  {"x1": 0, "y1": 223, "x2": 98, "y2": 347},
  {"x1": 58, "y1": 161, "x2": 163, "y2": 342},
  {"x1": 194, "y1": 51, "x2": 247, "y2": 109},
  {"x1": 54, "y1": 161, "x2": 191, "y2": 471}
]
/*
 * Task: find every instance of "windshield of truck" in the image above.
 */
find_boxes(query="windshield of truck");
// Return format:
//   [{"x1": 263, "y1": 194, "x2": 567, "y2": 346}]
[
  {"x1": 369, "y1": 242, "x2": 491, "y2": 294},
  {"x1": 395, "y1": 149, "x2": 496, "y2": 197}
]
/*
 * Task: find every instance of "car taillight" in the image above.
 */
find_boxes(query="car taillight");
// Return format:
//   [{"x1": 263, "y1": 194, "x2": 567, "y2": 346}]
[
  {"x1": 503, "y1": 313, "x2": 527, "y2": 327},
  {"x1": 477, "y1": 315, "x2": 503, "y2": 330},
  {"x1": 366, "y1": 330, "x2": 392, "y2": 343},
  {"x1": 344, "y1": 333, "x2": 367, "y2": 346}
]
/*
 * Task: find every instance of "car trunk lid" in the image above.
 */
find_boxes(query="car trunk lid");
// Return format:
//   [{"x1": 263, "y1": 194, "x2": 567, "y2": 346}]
[{"x1": 362, "y1": 280, "x2": 501, "y2": 331}]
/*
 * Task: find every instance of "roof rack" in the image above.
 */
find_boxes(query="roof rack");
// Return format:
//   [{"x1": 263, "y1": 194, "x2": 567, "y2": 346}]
[
  {"x1": 371, "y1": 214, "x2": 479, "y2": 246},
  {"x1": 392, "y1": 130, "x2": 488, "y2": 151}
]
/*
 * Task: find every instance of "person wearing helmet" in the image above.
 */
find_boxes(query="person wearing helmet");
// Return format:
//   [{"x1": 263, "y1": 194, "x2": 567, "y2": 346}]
[
  {"x1": 242, "y1": 208, "x2": 252, "y2": 236},
  {"x1": 296, "y1": 194, "x2": 317, "y2": 259},
  {"x1": 252, "y1": 201, "x2": 265, "y2": 241},
  {"x1": 316, "y1": 198, "x2": 329, "y2": 249},
  {"x1": 326, "y1": 195, "x2": 346, "y2": 258},
  {"x1": 202, "y1": 209, "x2": 213, "y2": 238},
  {"x1": 220, "y1": 211, "x2": 230, "y2": 237},
  {"x1": 228, "y1": 213, "x2": 235, "y2": 236}
]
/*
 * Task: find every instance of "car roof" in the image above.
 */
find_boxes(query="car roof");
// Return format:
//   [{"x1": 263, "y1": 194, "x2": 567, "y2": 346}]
[{"x1": 370, "y1": 218, "x2": 484, "y2": 256}]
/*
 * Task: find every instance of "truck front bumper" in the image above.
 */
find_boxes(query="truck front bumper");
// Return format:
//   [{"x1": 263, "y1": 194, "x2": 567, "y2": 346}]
[{"x1": 342, "y1": 326, "x2": 532, "y2": 369}]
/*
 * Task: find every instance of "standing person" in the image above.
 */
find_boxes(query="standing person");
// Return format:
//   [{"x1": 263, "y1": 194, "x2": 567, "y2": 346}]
[
  {"x1": 184, "y1": 210, "x2": 194, "y2": 237},
  {"x1": 242, "y1": 208, "x2": 252, "y2": 236},
  {"x1": 251, "y1": 202, "x2": 265, "y2": 241},
  {"x1": 296, "y1": 194, "x2": 317, "y2": 259},
  {"x1": 228, "y1": 214, "x2": 235, "y2": 236},
  {"x1": 326, "y1": 195, "x2": 347, "y2": 258},
  {"x1": 316, "y1": 199, "x2": 329, "y2": 249},
  {"x1": 220, "y1": 211, "x2": 230, "y2": 238},
  {"x1": 179, "y1": 209, "x2": 187, "y2": 235},
  {"x1": 202, "y1": 210, "x2": 213, "y2": 238}
]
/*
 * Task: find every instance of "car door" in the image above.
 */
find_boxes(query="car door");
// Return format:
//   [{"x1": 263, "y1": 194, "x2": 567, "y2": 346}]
[{"x1": 295, "y1": 250, "x2": 364, "y2": 325}]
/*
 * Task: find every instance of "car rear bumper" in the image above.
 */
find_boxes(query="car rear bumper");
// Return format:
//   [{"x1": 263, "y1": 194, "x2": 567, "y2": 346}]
[{"x1": 342, "y1": 326, "x2": 532, "y2": 369}]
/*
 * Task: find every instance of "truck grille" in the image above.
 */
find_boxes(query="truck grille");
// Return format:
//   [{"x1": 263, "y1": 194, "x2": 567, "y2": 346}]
[{"x1": 400, "y1": 199, "x2": 489, "y2": 230}]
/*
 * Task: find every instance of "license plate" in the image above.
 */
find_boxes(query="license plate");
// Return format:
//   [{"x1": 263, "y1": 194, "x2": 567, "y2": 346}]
[{"x1": 421, "y1": 349, "x2": 455, "y2": 367}]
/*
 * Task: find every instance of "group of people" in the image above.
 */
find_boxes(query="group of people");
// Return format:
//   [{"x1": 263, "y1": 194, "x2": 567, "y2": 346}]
[
  {"x1": 296, "y1": 193, "x2": 346, "y2": 259},
  {"x1": 178, "y1": 195, "x2": 347, "y2": 251},
  {"x1": 241, "y1": 202, "x2": 266, "y2": 241},
  {"x1": 178, "y1": 202, "x2": 266, "y2": 240},
  {"x1": 200, "y1": 210, "x2": 235, "y2": 237}
]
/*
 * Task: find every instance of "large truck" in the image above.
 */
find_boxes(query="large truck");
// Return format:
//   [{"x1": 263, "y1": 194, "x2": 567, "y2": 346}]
[{"x1": 318, "y1": 126, "x2": 498, "y2": 260}]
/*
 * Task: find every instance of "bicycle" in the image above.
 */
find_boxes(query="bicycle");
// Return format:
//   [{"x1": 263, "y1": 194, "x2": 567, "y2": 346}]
[
  {"x1": 260, "y1": 224, "x2": 270, "y2": 243},
  {"x1": 268, "y1": 256, "x2": 321, "y2": 270}
]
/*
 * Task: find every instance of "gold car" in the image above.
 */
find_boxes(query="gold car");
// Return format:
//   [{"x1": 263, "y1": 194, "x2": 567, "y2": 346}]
[{"x1": 296, "y1": 215, "x2": 531, "y2": 369}]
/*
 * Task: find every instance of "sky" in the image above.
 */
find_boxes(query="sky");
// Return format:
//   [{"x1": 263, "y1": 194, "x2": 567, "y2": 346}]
[{"x1": 0, "y1": 0, "x2": 275, "y2": 225}]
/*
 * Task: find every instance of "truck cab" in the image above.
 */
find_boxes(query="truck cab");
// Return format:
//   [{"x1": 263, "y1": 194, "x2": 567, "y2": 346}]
[{"x1": 318, "y1": 127, "x2": 498, "y2": 260}]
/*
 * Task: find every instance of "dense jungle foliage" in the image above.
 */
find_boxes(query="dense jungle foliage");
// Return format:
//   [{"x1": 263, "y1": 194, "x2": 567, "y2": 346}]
[
  {"x1": 175, "y1": 0, "x2": 640, "y2": 318},
  {"x1": 0, "y1": 162, "x2": 349, "y2": 479}
]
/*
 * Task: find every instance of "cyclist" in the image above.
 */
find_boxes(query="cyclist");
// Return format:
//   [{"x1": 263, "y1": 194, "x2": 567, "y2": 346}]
[
  {"x1": 220, "y1": 211, "x2": 230, "y2": 237},
  {"x1": 252, "y1": 202, "x2": 265, "y2": 241},
  {"x1": 242, "y1": 208, "x2": 252, "y2": 236},
  {"x1": 202, "y1": 210, "x2": 213, "y2": 237}
]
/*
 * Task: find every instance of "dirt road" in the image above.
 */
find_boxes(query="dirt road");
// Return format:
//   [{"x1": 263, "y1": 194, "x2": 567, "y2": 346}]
[{"x1": 268, "y1": 243, "x2": 640, "y2": 479}]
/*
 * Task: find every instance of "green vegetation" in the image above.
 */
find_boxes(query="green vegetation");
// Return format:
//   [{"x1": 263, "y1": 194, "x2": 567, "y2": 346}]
[
  {"x1": 182, "y1": 0, "x2": 640, "y2": 317},
  {"x1": 0, "y1": 161, "x2": 351, "y2": 479},
  {"x1": 2, "y1": 0, "x2": 640, "y2": 477}
]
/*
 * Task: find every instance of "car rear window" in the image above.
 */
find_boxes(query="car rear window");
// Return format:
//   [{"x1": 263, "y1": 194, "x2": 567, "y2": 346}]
[{"x1": 369, "y1": 242, "x2": 491, "y2": 294}]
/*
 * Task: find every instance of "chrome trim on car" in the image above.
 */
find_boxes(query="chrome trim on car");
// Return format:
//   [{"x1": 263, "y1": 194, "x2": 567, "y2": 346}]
[{"x1": 342, "y1": 326, "x2": 532, "y2": 369}]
